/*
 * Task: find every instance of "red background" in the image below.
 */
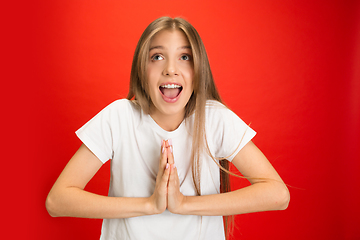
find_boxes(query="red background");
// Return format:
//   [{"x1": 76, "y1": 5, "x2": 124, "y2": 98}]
[{"x1": 5, "y1": 0, "x2": 360, "y2": 239}]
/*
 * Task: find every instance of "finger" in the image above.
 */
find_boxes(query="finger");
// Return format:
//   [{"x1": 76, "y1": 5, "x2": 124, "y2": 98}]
[
  {"x1": 168, "y1": 165, "x2": 180, "y2": 197},
  {"x1": 168, "y1": 139, "x2": 173, "y2": 154},
  {"x1": 167, "y1": 148, "x2": 174, "y2": 165},
  {"x1": 160, "y1": 139, "x2": 165, "y2": 155},
  {"x1": 160, "y1": 163, "x2": 171, "y2": 189},
  {"x1": 164, "y1": 139, "x2": 173, "y2": 154},
  {"x1": 160, "y1": 148, "x2": 168, "y2": 172},
  {"x1": 157, "y1": 140, "x2": 168, "y2": 180},
  {"x1": 166, "y1": 140, "x2": 175, "y2": 165},
  {"x1": 160, "y1": 140, "x2": 167, "y2": 167},
  {"x1": 169, "y1": 164, "x2": 179, "y2": 188}
]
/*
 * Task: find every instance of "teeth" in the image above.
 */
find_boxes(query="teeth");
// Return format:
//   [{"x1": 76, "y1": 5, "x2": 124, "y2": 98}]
[{"x1": 160, "y1": 84, "x2": 181, "y2": 89}]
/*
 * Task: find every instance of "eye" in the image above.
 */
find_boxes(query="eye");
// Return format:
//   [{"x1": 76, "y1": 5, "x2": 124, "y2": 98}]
[
  {"x1": 180, "y1": 55, "x2": 191, "y2": 61},
  {"x1": 151, "y1": 54, "x2": 164, "y2": 61}
]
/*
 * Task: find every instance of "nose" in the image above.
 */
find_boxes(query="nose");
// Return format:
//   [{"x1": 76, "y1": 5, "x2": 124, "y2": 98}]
[{"x1": 162, "y1": 59, "x2": 178, "y2": 76}]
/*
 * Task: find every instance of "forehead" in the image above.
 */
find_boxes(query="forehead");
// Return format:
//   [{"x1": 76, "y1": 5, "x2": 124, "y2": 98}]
[{"x1": 149, "y1": 29, "x2": 191, "y2": 49}]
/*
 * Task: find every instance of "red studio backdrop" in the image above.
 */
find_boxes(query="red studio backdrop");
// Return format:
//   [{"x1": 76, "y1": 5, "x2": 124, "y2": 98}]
[{"x1": 9, "y1": 0, "x2": 359, "y2": 239}]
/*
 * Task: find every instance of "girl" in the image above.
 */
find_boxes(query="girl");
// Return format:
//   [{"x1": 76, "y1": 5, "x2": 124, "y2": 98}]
[{"x1": 46, "y1": 17, "x2": 290, "y2": 240}]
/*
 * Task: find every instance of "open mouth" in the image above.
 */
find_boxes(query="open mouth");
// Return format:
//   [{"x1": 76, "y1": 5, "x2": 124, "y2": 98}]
[{"x1": 159, "y1": 84, "x2": 183, "y2": 99}]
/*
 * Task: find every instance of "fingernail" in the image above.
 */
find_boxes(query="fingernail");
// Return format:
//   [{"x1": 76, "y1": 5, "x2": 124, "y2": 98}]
[
  {"x1": 170, "y1": 146, "x2": 173, "y2": 153},
  {"x1": 168, "y1": 138, "x2": 172, "y2": 146},
  {"x1": 162, "y1": 146, "x2": 165, "y2": 153},
  {"x1": 172, "y1": 163, "x2": 176, "y2": 169},
  {"x1": 166, "y1": 163, "x2": 169, "y2": 169}
]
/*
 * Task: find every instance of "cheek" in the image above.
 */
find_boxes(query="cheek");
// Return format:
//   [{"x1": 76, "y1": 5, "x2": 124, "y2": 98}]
[
  {"x1": 180, "y1": 65, "x2": 194, "y2": 80},
  {"x1": 147, "y1": 64, "x2": 163, "y2": 81},
  {"x1": 146, "y1": 67, "x2": 153, "y2": 79},
  {"x1": 146, "y1": 69, "x2": 158, "y2": 86}
]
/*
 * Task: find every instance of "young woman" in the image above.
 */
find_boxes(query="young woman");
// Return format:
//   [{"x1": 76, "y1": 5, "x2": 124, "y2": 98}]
[{"x1": 46, "y1": 16, "x2": 290, "y2": 240}]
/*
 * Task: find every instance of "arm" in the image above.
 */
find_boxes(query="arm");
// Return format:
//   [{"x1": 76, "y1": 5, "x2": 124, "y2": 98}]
[
  {"x1": 167, "y1": 141, "x2": 290, "y2": 216},
  {"x1": 46, "y1": 143, "x2": 171, "y2": 218}
]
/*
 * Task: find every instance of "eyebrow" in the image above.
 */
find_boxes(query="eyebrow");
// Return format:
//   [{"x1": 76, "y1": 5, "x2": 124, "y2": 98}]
[{"x1": 149, "y1": 46, "x2": 191, "y2": 51}]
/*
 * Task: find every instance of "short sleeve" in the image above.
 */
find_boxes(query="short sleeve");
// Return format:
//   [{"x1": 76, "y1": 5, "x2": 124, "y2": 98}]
[
  {"x1": 206, "y1": 101, "x2": 256, "y2": 161},
  {"x1": 75, "y1": 101, "x2": 121, "y2": 163}
]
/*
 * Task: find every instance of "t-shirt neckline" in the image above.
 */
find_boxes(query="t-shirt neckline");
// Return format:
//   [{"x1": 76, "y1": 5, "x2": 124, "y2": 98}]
[{"x1": 141, "y1": 110, "x2": 187, "y2": 138}]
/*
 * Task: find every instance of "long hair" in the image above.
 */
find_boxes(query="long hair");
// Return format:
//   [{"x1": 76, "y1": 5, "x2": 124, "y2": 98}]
[{"x1": 126, "y1": 16, "x2": 233, "y2": 238}]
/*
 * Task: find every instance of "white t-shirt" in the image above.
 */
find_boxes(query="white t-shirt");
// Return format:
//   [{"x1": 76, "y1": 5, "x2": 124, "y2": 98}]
[{"x1": 76, "y1": 99, "x2": 256, "y2": 240}]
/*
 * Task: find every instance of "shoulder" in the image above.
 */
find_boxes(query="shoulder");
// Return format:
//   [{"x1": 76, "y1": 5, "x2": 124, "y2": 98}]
[
  {"x1": 205, "y1": 100, "x2": 237, "y2": 121},
  {"x1": 83, "y1": 99, "x2": 142, "y2": 127},
  {"x1": 204, "y1": 100, "x2": 256, "y2": 160},
  {"x1": 204, "y1": 99, "x2": 252, "y2": 136},
  {"x1": 205, "y1": 100, "x2": 227, "y2": 111},
  {"x1": 106, "y1": 99, "x2": 138, "y2": 110},
  {"x1": 101, "y1": 99, "x2": 141, "y2": 116}
]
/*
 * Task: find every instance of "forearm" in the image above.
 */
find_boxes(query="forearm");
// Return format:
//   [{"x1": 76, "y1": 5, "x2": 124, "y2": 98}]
[
  {"x1": 46, "y1": 187, "x2": 155, "y2": 219},
  {"x1": 179, "y1": 181, "x2": 290, "y2": 216}
]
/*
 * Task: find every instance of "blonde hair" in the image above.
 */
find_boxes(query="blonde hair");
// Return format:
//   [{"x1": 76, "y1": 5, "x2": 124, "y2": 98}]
[{"x1": 126, "y1": 16, "x2": 233, "y2": 238}]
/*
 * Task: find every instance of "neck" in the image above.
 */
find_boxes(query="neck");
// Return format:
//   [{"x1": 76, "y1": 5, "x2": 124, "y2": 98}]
[{"x1": 150, "y1": 111, "x2": 185, "y2": 132}]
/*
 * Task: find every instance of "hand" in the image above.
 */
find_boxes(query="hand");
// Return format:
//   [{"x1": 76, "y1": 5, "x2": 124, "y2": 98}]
[
  {"x1": 164, "y1": 140, "x2": 186, "y2": 214},
  {"x1": 148, "y1": 140, "x2": 171, "y2": 214}
]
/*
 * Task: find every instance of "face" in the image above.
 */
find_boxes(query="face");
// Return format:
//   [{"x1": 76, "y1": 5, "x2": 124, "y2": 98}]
[{"x1": 147, "y1": 29, "x2": 194, "y2": 122}]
